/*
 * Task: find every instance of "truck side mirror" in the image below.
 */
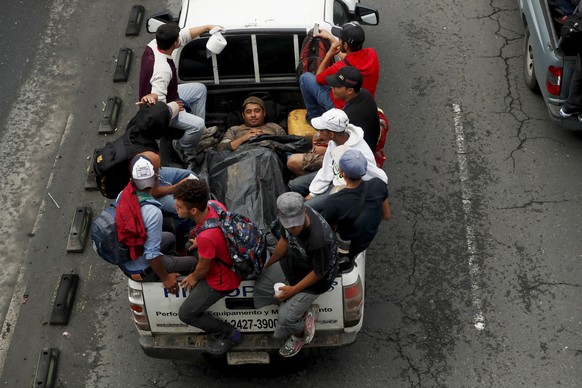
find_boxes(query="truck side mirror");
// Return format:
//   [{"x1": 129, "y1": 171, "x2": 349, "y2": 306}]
[
  {"x1": 146, "y1": 11, "x2": 177, "y2": 33},
  {"x1": 355, "y1": 4, "x2": 379, "y2": 26}
]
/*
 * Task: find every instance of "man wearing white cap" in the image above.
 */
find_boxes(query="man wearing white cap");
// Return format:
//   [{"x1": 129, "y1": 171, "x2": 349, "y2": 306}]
[
  {"x1": 322, "y1": 149, "x2": 390, "y2": 260},
  {"x1": 116, "y1": 155, "x2": 197, "y2": 294},
  {"x1": 289, "y1": 108, "x2": 387, "y2": 212},
  {"x1": 253, "y1": 192, "x2": 339, "y2": 357}
]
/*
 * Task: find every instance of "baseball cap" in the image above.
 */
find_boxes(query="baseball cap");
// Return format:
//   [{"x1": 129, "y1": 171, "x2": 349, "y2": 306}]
[
  {"x1": 339, "y1": 149, "x2": 368, "y2": 179},
  {"x1": 311, "y1": 109, "x2": 350, "y2": 132},
  {"x1": 326, "y1": 66, "x2": 363, "y2": 90},
  {"x1": 242, "y1": 96, "x2": 265, "y2": 111},
  {"x1": 130, "y1": 155, "x2": 156, "y2": 190},
  {"x1": 277, "y1": 192, "x2": 306, "y2": 229},
  {"x1": 331, "y1": 21, "x2": 365, "y2": 48}
]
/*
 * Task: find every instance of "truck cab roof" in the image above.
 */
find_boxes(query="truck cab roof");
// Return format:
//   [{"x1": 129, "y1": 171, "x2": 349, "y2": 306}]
[{"x1": 179, "y1": 0, "x2": 328, "y2": 30}]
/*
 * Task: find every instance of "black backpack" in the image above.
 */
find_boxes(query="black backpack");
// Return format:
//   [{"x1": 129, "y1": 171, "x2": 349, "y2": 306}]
[
  {"x1": 561, "y1": 13, "x2": 582, "y2": 54},
  {"x1": 93, "y1": 102, "x2": 170, "y2": 199}
]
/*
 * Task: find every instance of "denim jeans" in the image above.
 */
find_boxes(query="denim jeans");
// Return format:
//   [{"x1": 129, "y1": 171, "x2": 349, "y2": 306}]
[
  {"x1": 173, "y1": 83, "x2": 207, "y2": 158},
  {"x1": 564, "y1": 54, "x2": 582, "y2": 112},
  {"x1": 288, "y1": 171, "x2": 317, "y2": 196},
  {"x1": 156, "y1": 167, "x2": 195, "y2": 216},
  {"x1": 299, "y1": 72, "x2": 334, "y2": 120}
]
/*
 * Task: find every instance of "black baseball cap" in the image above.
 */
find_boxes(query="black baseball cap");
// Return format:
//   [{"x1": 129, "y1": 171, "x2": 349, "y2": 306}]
[
  {"x1": 331, "y1": 21, "x2": 365, "y2": 48},
  {"x1": 326, "y1": 66, "x2": 363, "y2": 90}
]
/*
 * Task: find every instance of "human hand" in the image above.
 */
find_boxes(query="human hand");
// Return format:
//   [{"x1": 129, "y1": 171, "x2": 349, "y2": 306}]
[
  {"x1": 274, "y1": 285, "x2": 296, "y2": 302},
  {"x1": 137, "y1": 93, "x2": 158, "y2": 106},
  {"x1": 162, "y1": 273, "x2": 179, "y2": 294},
  {"x1": 305, "y1": 194, "x2": 313, "y2": 201},
  {"x1": 176, "y1": 100, "x2": 185, "y2": 111},
  {"x1": 315, "y1": 29, "x2": 334, "y2": 42},
  {"x1": 313, "y1": 145, "x2": 326, "y2": 155},
  {"x1": 328, "y1": 41, "x2": 341, "y2": 57},
  {"x1": 180, "y1": 274, "x2": 198, "y2": 291},
  {"x1": 187, "y1": 238, "x2": 198, "y2": 252}
]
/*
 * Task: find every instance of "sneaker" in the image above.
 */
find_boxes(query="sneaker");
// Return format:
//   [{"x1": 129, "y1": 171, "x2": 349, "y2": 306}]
[
  {"x1": 279, "y1": 335, "x2": 306, "y2": 358},
  {"x1": 202, "y1": 125, "x2": 218, "y2": 139},
  {"x1": 559, "y1": 107, "x2": 579, "y2": 118},
  {"x1": 172, "y1": 139, "x2": 185, "y2": 162},
  {"x1": 303, "y1": 304, "x2": 319, "y2": 345},
  {"x1": 206, "y1": 330, "x2": 242, "y2": 355}
]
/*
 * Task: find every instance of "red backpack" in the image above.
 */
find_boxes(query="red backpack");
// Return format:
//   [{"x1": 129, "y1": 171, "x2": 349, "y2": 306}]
[
  {"x1": 297, "y1": 27, "x2": 334, "y2": 78},
  {"x1": 375, "y1": 108, "x2": 389, "y2": 168}
]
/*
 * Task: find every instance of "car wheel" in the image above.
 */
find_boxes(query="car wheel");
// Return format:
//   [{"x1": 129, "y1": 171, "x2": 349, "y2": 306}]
[{"x1": 523, "y1": 28, "x2": 541, "y2": 94}]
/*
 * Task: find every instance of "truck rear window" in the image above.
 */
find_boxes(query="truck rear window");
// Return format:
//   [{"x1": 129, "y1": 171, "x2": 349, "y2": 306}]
[{"x1": 178, "y1": 33, "x2": 306, "y2": 83}]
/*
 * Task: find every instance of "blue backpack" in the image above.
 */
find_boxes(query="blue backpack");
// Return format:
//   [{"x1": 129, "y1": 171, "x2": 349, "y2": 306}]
[
  {"x1": 195, "y1": 202, "x2": 266, "y2": 279},
  {"x1": 90, "y1": 204, "x2": 130, "y2": 265}
]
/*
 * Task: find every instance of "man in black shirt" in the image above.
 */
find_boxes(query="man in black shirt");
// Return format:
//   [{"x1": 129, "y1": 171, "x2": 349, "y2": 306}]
[
  {"x1": 326, "y1": 66, "x2": 380, "y2": 151},
  {"x1": 322, "y1": 149, "x2": 390, "y2": 259},
  {"x1": 253, "y1": 192, "x2": 339, "y2": 357}
]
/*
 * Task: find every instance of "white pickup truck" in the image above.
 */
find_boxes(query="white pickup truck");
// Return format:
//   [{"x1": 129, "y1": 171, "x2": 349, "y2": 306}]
[{"x1": 128, "y1": 0, "x2": 379, "y2": 364}]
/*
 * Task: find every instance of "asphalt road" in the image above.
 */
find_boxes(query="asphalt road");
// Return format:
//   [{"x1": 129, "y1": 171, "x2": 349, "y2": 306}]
[{"x1": 1, "y1": 0, "x2": 582, "y2": 387}]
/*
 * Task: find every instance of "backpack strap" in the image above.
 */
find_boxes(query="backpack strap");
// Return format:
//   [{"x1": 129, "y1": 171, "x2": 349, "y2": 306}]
[
  {"x1": 346, "y1": 181, "x2": 369, "y2": 224},
  {"x1": 343, "y1": 57, "x2": 351, "y2": 67}
]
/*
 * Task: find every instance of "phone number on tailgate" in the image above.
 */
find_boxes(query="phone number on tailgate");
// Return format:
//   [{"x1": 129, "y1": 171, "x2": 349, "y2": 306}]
[{"x1": 225, "y1": 318, "x2": 278, "y2": 331}]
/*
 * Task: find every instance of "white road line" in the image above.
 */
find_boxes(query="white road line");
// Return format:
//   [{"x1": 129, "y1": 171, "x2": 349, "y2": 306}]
[
  {"x1": 453, "y1": 103, "x2": 486, "y2": 331},
  {"x1": 0, "y1": 114, "x2": 74, "y2": 372}
]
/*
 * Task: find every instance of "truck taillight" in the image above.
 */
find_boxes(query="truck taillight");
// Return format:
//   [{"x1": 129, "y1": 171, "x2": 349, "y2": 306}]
[
  {"x1": 343, "y1": 275, "x2": 363, "y2": 327},
  {"x1": 546, "y1": 66, "x2": 562, "y2": 95},
  {"x1": 128, "y1": 284, "x2": 150, "y2": 331}
]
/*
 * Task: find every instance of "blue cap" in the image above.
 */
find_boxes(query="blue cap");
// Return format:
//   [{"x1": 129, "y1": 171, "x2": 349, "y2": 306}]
[{"x1": 339, "y1": 149, "x2": 367, "y2": 179}]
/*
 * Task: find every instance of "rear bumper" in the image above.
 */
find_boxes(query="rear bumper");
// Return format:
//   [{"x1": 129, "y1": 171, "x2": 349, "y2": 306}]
[{"x1": 139, "y1": 330, "x2": 359, "y2": 359}]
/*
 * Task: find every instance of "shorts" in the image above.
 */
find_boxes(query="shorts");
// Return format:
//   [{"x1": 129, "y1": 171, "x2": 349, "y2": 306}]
[{"x1": 302, "y1": 152, "x2": 324, "y2": 172}]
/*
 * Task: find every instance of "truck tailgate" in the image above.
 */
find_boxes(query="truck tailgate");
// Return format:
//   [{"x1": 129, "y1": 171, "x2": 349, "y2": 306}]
[{"x1": 142, "y1": 278, "x2": 345, "y2": 334}]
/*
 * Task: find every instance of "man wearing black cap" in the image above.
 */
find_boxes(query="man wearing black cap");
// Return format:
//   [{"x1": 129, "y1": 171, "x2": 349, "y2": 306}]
[
  {"x1": 322, "y1": 149, "x2": 390, "y2": 260},
  {"x1": 299, "y1": 21, "x2": 379, "y2": 121},
  {"x1": 326, "y1": 66, "x2": 380, "y2": 151},
  {"x1": 217, "y1": 96, "x2": 287, "y2": 151}
]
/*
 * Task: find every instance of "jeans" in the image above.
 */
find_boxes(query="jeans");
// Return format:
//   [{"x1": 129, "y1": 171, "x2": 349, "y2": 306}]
[
  {"x1": 173, "y1": 83, "x2": 207, "y2": 158},
  {"x1": 299, "y1": 72, "x2": 334, "y2": 120},
  {"x1": 178, "y1": 278, "x2": 237, "y2": 339},
  {"x1": 288, "y1": 171, "x2": 332, "y2": 212},
  {"x1": 156, "y1": 167, "x2": 195, "y2": 216},
  {"x1": 288, "y1": 171, "x2": 317, "y2": 196},
  {"x1": 564, "y1": 54, "x2": 582, "y2": 113},
  {"x1": 253, "y1": 262, "x2": 319, "y2": 338}
]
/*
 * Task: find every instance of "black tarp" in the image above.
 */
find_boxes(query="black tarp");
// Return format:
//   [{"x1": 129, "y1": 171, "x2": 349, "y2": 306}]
[{"x1": 195, "y1": 134, "x2": 311, "y2": 229}]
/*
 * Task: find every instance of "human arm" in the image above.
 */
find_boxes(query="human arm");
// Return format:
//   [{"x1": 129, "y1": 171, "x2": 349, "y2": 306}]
[
  {"x1": 315, "y1": 41, "x2": 341, "y2": 76},
  {"x1": 188, "y1": 25, "x2": 219, "y2": 40},
  {"x1": 150, "y1": 176, "x2": 190, "y2": 198},
  {"x1": 381, "y1": 198, "x2": 391, "y2": 220},
  {"x1": 276, "y1": 270, "x2": 322, "y2": 301},
  {"x1": 149, "y1": 256, "x2": 179, "y2": 292},
  {"x1": 308, "y1": 148, "x2": 334, "y2": 197},
  {"x1": 263, "y1": 237, "x2": 289, "y2": 270},
  {"x1": 179, "y1": 256, "x2": 212, "y2": 291}
]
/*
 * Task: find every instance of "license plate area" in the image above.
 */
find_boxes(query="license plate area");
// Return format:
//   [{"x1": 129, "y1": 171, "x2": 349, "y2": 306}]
[{"x1": 227, "y1": 351, "x2": 270, "y2": 365}]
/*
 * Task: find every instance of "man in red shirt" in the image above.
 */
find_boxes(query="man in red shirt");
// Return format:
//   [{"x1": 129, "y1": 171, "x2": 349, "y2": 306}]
[
  {"x1": 173, "y1": 179, "x2": 242, "y2": 355},
  {"x1": 299, "y1": 22, "x2": 380, "y2": 121}
]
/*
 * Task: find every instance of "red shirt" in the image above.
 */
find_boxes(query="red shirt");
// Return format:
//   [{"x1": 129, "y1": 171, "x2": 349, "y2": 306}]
[
  {"x1": 316, "y1": 48, "x2": 380, "y2": 109},
  {"x1": 194, "y1": 201, "x2": 241, "y2": 291}
]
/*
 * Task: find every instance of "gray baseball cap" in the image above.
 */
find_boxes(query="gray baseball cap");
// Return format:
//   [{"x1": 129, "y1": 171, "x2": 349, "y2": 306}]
[{"x1": 277, "y1": 192, "x2": 306, "y2": 228}]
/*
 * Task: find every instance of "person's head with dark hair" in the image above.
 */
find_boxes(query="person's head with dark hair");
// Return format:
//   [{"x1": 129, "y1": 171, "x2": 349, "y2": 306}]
[
  {"x1": 156, "y1": 23, "x2": 181, "y2": 51},
  {"x1": 173, "y1": 179, "x2": 210, "y2": 220}
]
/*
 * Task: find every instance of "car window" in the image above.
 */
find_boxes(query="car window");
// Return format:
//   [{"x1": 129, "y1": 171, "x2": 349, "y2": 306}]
[
  {"x1": 178, "y1": 33, "x2": 306, "y2": 82},
  {"x1": 333, "y1": 0, "x2": 349, "y2": 26}
]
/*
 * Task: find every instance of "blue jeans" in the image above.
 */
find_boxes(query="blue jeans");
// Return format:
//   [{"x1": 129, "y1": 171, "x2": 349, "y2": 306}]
[
  {"x1": 299, "y1": 72, "x2": 334, "y2": 120},
  {"x1": 157, "y1": 167, "x2": 195, "y2": 216},
  {"x1": 288, "y1": 171, "x2": 332, "y2": 212},
  {"x1": 173, "y1": 83, "x2": 207, "y2": 158}
]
